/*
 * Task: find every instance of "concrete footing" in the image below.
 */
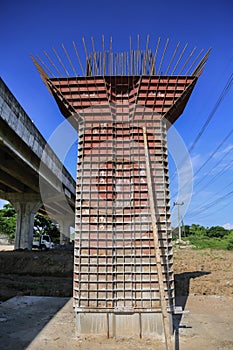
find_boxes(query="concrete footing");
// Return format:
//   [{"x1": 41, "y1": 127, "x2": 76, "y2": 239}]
[{"x1": 76, "y1": 312, "x2": 171, "y2": 340}]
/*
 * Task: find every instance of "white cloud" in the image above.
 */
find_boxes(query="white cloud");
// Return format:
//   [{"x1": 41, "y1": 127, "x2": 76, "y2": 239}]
[
  {"x1": 0, "y1": 199, "x2": 9, "y2": 209},
  {"x1": 213, "y1": 143, "x2": 233, "y2": 159},
  {"x1": 223, "y1": 223, "x2": 233, "y2": 230},
  {"x1": 191, "y1": 153, "x2": 202, "y2": 170}
]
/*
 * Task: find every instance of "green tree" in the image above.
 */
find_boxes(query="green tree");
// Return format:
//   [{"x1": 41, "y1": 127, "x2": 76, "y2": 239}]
[
  {"x1": 34, "y1": 214, "x2": 60, "y2": 243},
  {"x1": 182, "y1": 225, "x2": 190, "y2": 237},
  {"x1": 0, "y1": 203, "x2": 60, "y2": 243},
  {"x1": 0, "y1": 203, "x2": 16, "y2": 240},
  {"x1": 206, "y1": 226, "x2": 229, "y2": 239},
  {"x1": 189, "y1": 224, "x2": 207, "y2": 236}
]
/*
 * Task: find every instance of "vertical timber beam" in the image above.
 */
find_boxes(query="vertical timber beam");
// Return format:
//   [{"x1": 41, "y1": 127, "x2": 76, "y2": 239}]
[{"x1": 143, "y1": 126, "x2": 173, "y2": 350}]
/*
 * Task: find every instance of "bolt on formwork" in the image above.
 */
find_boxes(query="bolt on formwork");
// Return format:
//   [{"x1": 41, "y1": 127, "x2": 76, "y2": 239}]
[{"x1": 32, "y1": 36, "x2": 210, "y2": 346}]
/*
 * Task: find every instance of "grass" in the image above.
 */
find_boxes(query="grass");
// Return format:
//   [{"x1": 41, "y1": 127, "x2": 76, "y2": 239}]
[{"x1": 181, "y1": 235, "x2": 231, "y2": 250}]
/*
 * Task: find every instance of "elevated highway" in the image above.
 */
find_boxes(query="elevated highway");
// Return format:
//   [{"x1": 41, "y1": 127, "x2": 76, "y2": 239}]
[{"x1": 0, "y1": 78, "x2": 76, "y2": 249}]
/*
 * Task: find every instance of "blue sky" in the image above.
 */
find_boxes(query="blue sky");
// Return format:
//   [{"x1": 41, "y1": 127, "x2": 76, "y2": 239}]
[{"x1": 1, "y1": 0, "x2": 233, "y2": 229}]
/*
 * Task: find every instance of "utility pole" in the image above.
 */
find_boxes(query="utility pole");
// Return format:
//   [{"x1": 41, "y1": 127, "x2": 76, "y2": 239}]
[{"x1": 173, "y1": 202, "x2": 184, "y2": 242}]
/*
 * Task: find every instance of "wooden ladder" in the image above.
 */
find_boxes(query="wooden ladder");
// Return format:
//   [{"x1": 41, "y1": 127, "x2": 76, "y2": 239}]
[{"x1": 143, "y1": 126, "x2": 173, "y2": 350}]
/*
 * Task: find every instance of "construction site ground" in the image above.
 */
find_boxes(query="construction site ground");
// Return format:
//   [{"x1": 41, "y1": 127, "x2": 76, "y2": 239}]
[{"x1": 0, "y1": 245, "x2": 232, "y2": 349}]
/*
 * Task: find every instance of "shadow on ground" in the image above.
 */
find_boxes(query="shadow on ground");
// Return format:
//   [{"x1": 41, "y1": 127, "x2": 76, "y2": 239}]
[
  {"x1": 0, "y1": 296, "x2": 69, "y2": 350},
  {"x1": 173, "y1": 271, "x2": 211, "y2": 350}
]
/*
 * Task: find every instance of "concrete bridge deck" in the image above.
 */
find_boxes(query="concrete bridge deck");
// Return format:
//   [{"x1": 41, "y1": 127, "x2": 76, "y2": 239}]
[{"x1": 0, "y1": 77, "x2": 76, "y2": 248}]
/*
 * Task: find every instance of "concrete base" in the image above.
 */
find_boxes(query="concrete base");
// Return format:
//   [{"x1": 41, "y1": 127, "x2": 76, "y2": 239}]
[{"x1": 76, "y1": 312, "x2": 171, "y2": 340}]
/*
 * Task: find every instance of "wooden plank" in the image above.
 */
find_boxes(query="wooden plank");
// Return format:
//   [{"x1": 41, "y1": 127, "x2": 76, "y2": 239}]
[{"x1": 142, "y1": 126, "x2": 173, "y2": 350}]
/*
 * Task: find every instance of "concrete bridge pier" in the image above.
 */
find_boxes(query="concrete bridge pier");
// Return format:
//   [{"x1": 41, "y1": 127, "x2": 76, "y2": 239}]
[
  {"x1": 7, "y1": 194, "x2": 42, "y2": 250},
  {"x1": 56, "y1": 216, "x2": 74, "y2": 244}
]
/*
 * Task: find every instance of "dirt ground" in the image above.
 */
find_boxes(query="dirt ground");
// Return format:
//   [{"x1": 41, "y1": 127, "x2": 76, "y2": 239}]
[
  {"x1": 0, "y1": 245, "x2": 232, "y2": 301},
  {"x1": 0, "y1": 245, "x2": 74, "y2": 301},
  {"x1": 0, "y1": 245, "x2": 232, "y2": 349},
  {"x1": 173, "y1": 247, "x2": 233, "y2": 298}
]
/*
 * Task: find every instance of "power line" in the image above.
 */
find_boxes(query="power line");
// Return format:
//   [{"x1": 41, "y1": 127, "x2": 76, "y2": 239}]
[
  {"x1": 188, "y1": 73, "x2": 233, "y2": 153},
  {"x1": 215, "y1": 178, "x2": 233, "y2": 196},
  {"x1": 170, "y1": 73, "x2": 233, "y2": 182},
  {"x1": 171, "y1": 128, "x2": 233, "y2": 201},
  {"x1": 171, "y1": 65, "x2": 233, "y2": 223},
  {"x1": 186, "y1": 194, "x2": 233, "y2": 221},
  {"x1": 193, "y1": 128, "x2": 233, "y2": 178},
  {"x1": 194, "y1": 146, "x2": 233, "y2": 189},
  {"x1": 186, "y1": 190, "x2": 233, "y2": 218},
  {"x1": 196, "y1": 156, "x2": 233, "y2": 192},
  {"x1": 184, "y1": 171, "x2": 233, "y2": 221}
]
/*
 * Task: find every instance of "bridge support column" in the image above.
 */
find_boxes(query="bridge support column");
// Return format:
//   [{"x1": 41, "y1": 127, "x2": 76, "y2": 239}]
[
  {"x1": 57, "y1": 216, "x2": 74, "y2": 244},
  {"x1": 7, "y1": 194, "x2": 42, "y2": 250}
]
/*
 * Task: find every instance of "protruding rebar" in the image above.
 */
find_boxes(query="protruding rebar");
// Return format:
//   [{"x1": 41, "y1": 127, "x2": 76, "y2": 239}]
[
  {"x1": 150, "y1": 37, "x2": 160, "y2": 75},
  {"x1": 62, "y1": 43, "x2": 77, "y2": 76},
  {"x1": 52, "y1": 47, "x2": 70, "y2": 77},
  {"x1": 73, "y1": 41, "x2": 85, "y2": 76},
  {"x1": 158, "y1": 38, "x2": 169, "y2": 75},
  {"x1": 44, "y1": 50, "x2": 62, "y2": 77},
  {"x1": 32, "y1": 36, "x2": 210, "y2": 78},
  {"x1": 165, "y1": 41, "x2": 180, "y2": 75},
  {"x1": 171, "y1": 42, "x2": 188, "y2": 75}
]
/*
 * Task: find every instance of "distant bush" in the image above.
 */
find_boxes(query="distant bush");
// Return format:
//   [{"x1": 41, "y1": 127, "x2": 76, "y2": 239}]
[
  {"x1": 183, "y1": 234, "x2": 229, "y2": 250},
  {"x1": 206, "y1": 226, "x2": 229, "y2": 239},
  {"x1": 227, "y1": 239, "x2": 233, "y2": 251},
  {"x1": 173, "y1": 224, "x2": 233, "y2": 250},
  {"x1": 226, "y1": 231, "x2": 233, "y2": 251}
]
